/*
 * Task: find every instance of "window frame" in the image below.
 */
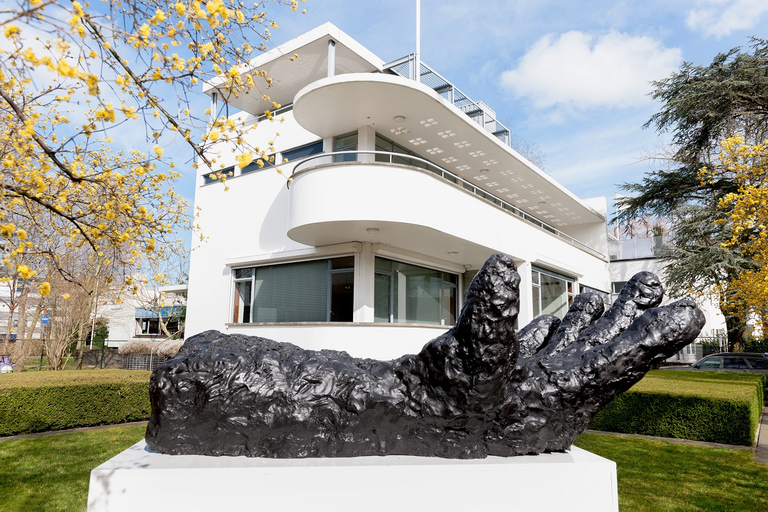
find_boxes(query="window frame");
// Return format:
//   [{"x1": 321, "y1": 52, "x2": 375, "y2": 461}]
[
  {"x1": 531, "y1": 266, "x2": 576, "y2": 319},
  {"x1": 373, "y1": 256, "x2": 458, "y2": 326},
  {"x1": 230, "y1": 256, "x2": 355, "y2": 325}
]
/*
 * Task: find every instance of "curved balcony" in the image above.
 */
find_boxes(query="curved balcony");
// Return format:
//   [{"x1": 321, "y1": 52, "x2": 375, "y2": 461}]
[{"x1": 286, "y1": 151, "x2": 606, "y2": 264}]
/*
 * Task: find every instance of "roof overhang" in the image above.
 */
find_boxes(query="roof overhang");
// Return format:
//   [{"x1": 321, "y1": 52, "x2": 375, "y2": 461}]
[
  {"x1": 293, "y1": 73, "x2": 605, "y2": 228},
  {"x1": 202, "y1": 23, "x2": 384, "y2": 116}
]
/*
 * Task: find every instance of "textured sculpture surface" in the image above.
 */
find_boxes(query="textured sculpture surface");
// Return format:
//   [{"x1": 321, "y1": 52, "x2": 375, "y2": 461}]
[{"x1": 146, "y1": 254, "x2": 704, "y2": 458}]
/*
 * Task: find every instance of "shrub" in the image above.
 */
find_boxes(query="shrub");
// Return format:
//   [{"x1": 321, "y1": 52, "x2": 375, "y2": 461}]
[
  {"x1": 591, "y1": 370, "x2": 765, "y2": 446},
  {"x1": 118, "y1": 339, "x2": 184, "y2": 358},
  {"x1": 0, "y1": 370, "x2": 151, "y2": 436}
]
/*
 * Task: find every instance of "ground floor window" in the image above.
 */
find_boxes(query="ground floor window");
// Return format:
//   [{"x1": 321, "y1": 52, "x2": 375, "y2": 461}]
[
  {"x1": 231, "y1": 257, "x2": 354, "y2": 323},
  {"x1": 374, "y1": 257, "x2": 458, "y2": 325},
  {"x1": 532, "y1": 267, "x2": 575, "y2": 319},
  {"x1": 135, "y1": 307, "x2": 183, "y2": 336}
]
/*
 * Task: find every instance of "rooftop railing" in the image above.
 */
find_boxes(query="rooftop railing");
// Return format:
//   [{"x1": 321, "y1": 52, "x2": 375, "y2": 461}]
[
  {"x1": 289, "y1": 150, "x2": 606, "y2": 260},
  {"x1": 384, "y1": 55, "x2": 511, "y2": 146},
  {"x1": 608, "y1": 236, "x2": 670, "y2": 261}
]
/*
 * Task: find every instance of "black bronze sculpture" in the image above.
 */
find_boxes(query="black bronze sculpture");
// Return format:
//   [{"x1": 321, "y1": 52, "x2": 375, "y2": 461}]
[{"x1": 146, "y1": 254, "x2": 704, "y2": 458}]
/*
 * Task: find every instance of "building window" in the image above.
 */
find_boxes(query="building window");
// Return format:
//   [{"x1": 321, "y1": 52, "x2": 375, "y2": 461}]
[
  {"x1": 374, "y1": 257, "x2": 458, "y2": 325},
  {"x1": 241, "y1": 154, "x2": 275, "y2": 174},
  {"x1": 334, "y1": 132, "x2": 358, "y2": 162},
  {"x1": 203, "y1": 167, "x2": 234, "y2": 185},
  {"x1": 231, "y1": 257, "x2": 354, "y2": 323},
  {"x1": 375, "y1": 133, "x2": 428, "y2": 169},
  {"x1": 281, "y1": 140, "x2": 323, "y2": 163},
  {"x1": 135, "y1": 307, "x2": 183, "y2": 336},
  {"x1": 610, "y1": 281, "x2": 628, "y2": 303},
  {"x1": 532, "y1": 267, "x2": 575, "y2": 319}
]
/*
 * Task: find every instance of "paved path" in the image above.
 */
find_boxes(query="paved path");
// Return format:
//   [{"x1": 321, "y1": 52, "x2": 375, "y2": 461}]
[{"x1": 756, "y1": 407, "x2": 768, "y2": 464}]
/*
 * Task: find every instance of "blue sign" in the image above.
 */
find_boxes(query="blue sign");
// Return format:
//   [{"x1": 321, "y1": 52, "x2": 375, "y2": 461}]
[{"x1": 41, "y1": 314, "x2": 49, "y2": 325}]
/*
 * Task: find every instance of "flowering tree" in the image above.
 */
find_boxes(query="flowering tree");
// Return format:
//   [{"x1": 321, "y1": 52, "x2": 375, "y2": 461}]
[
  {"x1": 0, "y1": 0, "x2": 303, "y2": 300},
  {"x1": 706, "y1": 136, "x2": 768, "y2": 325},
  {"x1": 617, "y1": 40, "x2": 768, "y2": 349}
]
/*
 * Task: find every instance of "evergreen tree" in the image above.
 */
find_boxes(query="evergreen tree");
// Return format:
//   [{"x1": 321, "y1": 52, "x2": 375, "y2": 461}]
[{"x1": 616, "y1": 39, "x2": 768, "y2": 351}]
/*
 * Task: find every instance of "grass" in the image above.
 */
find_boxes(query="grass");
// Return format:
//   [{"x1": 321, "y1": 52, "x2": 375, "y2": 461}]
[
  {"x1": 576, "y1": 432, "x2": 768, "y2": 511},
  {"x1": 0, "y1": 425, "x2": 146, "y2": 512},
  {"x1": 1, "y1": 426, "x2": 767, "y2": 511}
]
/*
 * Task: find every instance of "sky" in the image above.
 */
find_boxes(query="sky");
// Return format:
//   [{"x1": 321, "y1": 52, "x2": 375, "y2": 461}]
[{"x1": 234, "y1": 0, "x2": 768, "y2": 217}]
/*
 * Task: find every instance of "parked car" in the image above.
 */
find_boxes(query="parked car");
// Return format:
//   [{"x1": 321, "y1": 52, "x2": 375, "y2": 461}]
[{"x1": 660, "y1": 352, "x2": 768, "y2": 379}]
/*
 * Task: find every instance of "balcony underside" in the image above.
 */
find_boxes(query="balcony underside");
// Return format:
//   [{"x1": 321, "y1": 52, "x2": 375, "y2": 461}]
[{"x1": 287, "y1": 163, "x2": 605, "y2": 269}]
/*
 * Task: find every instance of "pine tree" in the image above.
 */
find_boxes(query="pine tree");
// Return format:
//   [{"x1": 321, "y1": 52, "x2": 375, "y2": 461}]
[{"x1": 616, "y1": 39, "x2": 768, "y2": 351}]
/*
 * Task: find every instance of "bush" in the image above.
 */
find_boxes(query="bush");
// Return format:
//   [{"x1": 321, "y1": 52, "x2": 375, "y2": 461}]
[
  {"x1": 0, "y1": 370, "x2": 151, "y2": 436},
  {"x1": 591, "y1": 370, "x2": 765, "y2": 446}
]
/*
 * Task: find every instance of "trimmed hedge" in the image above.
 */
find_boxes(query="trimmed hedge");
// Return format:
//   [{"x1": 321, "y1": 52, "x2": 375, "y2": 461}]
[
  {"x1": 0, "y1": 370, "x2": 151, "y2": 436},
  {"x1": 591, "y1": 370, "x2": 765, "y2": 446}
]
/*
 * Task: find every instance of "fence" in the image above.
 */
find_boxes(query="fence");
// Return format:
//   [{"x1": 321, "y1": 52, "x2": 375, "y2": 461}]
[{"x1": 0, "y1": 338, "x2": 125, "y2": 371}]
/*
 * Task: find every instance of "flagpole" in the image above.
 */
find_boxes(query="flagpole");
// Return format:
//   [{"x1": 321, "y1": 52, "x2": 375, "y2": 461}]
[{"x1": 415, "y1": 0, "x2": 421, "y2": 83}]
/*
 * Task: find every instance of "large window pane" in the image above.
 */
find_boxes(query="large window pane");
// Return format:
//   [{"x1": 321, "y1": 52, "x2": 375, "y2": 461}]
[
  {"x1": 233, "y1": 280, "x2": 252, "y2": 323},
  {"x1": 375, "y1": 258, "x2": 457, "y2": 325},
  {"x1": 374, "y1": 272, "x2": 392, "y2": 322},
  {"x1": 531, "y1": 267, "x2": 574, "y2": 320},
  {"x1": 442, "y1": 274, "x2": 458, "y2": 325},
  {"x1": 281, "y1": 141, "x2": 323, "y2": 163},
  {"x1": 232, "y1": 257, "x2": 354, "y2": 323},
  {"x1": 253, "y1": 260, "x2": 328, "y2": 322},
  {"x1": 540, "y1": 273, "x2": 568, "y2": 317},
  {"x1": 334, "y1": 132, "x2": 358, "y2": 162},
  {"x1": 330, "y1": 270, "x2": 354, "y2": 322}
]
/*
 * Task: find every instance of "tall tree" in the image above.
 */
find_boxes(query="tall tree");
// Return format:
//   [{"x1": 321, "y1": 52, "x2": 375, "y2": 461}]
[
  {"x1": 710, "y1": 136, "x2": 768, "y2": 325},
  {"x1": 0, "y1": 0, "x2": 302, "y2": 296},
  {"x1": 616, "y1": 39, "x2": 768, "y2": 350}
]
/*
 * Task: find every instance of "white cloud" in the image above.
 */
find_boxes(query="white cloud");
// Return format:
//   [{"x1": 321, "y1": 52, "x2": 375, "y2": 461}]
[
  {"x1": 685, "y1": 0, "x2": 768, "y2": 37},
  {"x1": 499, "y1": 31, "x2": 682, "y2": 112}
]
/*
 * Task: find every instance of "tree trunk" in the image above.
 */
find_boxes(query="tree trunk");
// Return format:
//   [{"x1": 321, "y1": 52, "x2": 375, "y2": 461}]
[{"x1": 725, "y1": 313, "x2": 746, "y2": 352}]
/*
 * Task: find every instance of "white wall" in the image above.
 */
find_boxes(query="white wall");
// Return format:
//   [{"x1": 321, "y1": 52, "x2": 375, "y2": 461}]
[{"x1": 186, "y1": 110, "x2": 611, "y2": 351}]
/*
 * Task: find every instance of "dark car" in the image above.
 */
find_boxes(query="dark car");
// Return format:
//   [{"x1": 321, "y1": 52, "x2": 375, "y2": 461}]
[{"x1": 660, "y1": 352, "x2": 768, "y2": 378}]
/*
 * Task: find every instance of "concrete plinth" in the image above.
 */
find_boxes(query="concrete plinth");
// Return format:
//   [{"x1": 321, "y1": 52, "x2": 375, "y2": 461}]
[{"x1": 88, "y1": 440, "x2": 618, "y2": 512}]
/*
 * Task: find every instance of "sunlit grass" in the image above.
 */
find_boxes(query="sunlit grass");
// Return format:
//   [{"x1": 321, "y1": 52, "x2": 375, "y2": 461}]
[
  {"x1": 1, "y1": 426, "x2": 767, "y2": 511},
  {"x1": 0, "y1": 425, "x2": 146, "y2": 512},
  {"x1": 576, "y1": 432, "x2": 768, "y2": 511}
]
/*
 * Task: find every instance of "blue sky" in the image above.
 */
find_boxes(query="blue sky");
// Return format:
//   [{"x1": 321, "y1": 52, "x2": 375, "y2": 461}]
[{"x1": 237, "y1": 0, "x2": 767, "y2": 216}]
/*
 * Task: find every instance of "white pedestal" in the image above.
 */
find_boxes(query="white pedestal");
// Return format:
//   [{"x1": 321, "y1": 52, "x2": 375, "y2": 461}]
[{"x1": 88, "y1": 440, "x2": 618, "y2": 512}]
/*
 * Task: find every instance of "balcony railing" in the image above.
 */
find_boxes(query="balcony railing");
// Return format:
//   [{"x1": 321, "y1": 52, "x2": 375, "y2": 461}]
[
  {"x1": 288, "y1": 150, "x2": 606, "y2": 260},
  {"x1": 384, "y1": 55, "x2": 511, "y2": 146},
  {"x1": 608, "y1": 236, "x2": 670, "y2": 261}
]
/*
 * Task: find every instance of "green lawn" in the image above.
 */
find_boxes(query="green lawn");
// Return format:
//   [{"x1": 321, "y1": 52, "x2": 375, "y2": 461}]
[
  {"x1": 0, "y1": 425, "x2": 146, "y2": 512},
  {"x1": 576, "y1": 432, "x2": 768, "y2": 511},
  {"x1": 1, "y1": 426, "x2": 767, "y2": 511}
]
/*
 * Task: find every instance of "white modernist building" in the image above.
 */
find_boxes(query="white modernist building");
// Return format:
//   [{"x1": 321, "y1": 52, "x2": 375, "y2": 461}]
[{"x1": 184, "y1": 24, "x2": 706, "y2": 360}]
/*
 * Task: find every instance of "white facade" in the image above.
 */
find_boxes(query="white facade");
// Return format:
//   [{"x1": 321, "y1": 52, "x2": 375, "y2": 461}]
[{"x1": 185, "y1": 24, "x2": 672, "y2": 360}]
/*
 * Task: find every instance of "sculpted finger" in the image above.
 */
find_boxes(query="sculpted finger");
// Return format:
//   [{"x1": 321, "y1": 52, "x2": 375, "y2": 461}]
[
  {"x1": 580, "y1": 299, "x2": 705, "y2": 392},
  {"x1": 540, "y1": 293, "x2": 605, "y2": 356},
  {"x1": 518, "y1": 315, "x2": 560, "y2": 357},
  {"x1": 454, "y1": 253, "x2": 520, "y2": 362},
  {"x1": 570, "y1": 272, "x2": 663, "y2": 352}
]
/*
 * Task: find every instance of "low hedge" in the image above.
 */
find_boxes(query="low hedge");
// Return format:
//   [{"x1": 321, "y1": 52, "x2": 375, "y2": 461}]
[
  {"x1": 590, "y1": 370, "x2": 765, "y2": 446},
  {"x1": 0, "y1": 370, "x2": 151, "y2": 436}
]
